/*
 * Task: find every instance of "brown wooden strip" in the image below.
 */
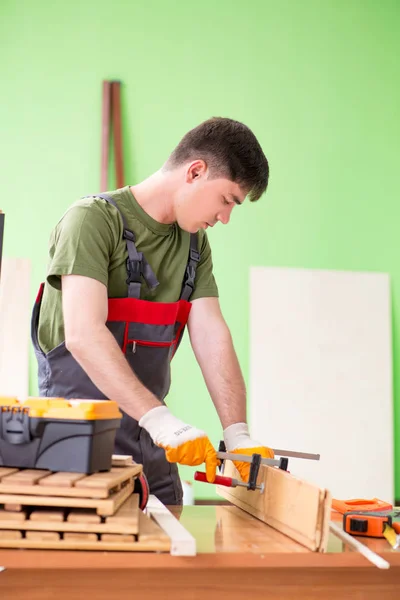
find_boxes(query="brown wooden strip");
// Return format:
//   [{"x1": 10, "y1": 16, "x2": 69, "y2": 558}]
[
  {"x1": 95, "y1": 480, "x2": 135, "y2": 516},
  {"x1": 64, "y1": 532, "x2": 98, "y2": 542},
  {"x1": 217, "y1": 461, "x2": 332, "y2": 553},
  {"x1": 4, "y1": 503, "x2": 22, "y2": 511},
  {"x1": 101, "y1": 80, "x2": 111, "y2": 190},
  {"x1": 67, "y1": 509, "x2": 101, "y2": 524},
  {"x1": 101, "y1": 533, "x2": 134, "y2": 543},
  {"x1": 111, "y1": 455, "x2": 134, "y2": 467},
  {"x1": 0, "y1": 468, "x2": 19, "y2": 481},
  {"x1": 105, "y1": 493, "x2": 139, "y2": 531},
  {"x1": 29, "y1": 510, "x2": 65, "y2": 522},
  {"x1": 3, "y1": 469, "x2": 51, "y2": 486},
  {"x1": 26, "y1": 531, "x2": 60, "y2": 541},
  {"x1": 0, "y1": 509, "x2": 26, "y2": 521},
  {"x1": 138, "y1": 510, "x2": 170, "y2": 542},
  {"x1": 0, "y1": 529, "x2": 22, "y2": 540},
  {"x1": 0, "y1": 482, "x2": 110, "y2": 499},
  {"x1": 75, "y1": 466, "x2": 141, "y2": 489},
  {"x1": 38, "y1": 472, "x2": 86, "y2": 488},
  {"x1": 0, "y1": 537, "x2": 171, "y2": 551}
]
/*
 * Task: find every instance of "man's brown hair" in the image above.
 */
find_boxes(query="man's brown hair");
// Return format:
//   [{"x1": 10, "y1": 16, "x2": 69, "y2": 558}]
[{"x1": 165, "y1": 117, "x2": 269, "y2": 201}]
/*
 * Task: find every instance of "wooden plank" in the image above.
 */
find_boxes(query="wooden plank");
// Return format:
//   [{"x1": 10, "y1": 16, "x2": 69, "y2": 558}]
[
  {"x1": 101, "y1": 80, "x2": 111, "y2": 190},
  {"x1": 101, "y1": 534, "x2": 135, "y2": 543},
  {"x1": 0, "y1": 468, "x2": 18, "y2": 481},
  {"x1": 0, "y1": 478, "x2": 134, "y2": 516},
  {"x1": 0, "y1": 530, "x2": 21, "y2": 540},
  {"x1": 0, "y1": 257, "x2": 31, "y2": 398},
  {"x1": 111, "y1": 455, "x2": 134, "y2": 467},
  {"x1": 105, "y1": 493, "x2": 139, "y2": 532},
  {"x1": 26, "y1": 531, "x2": 60, "y2": 542},
  {"x1": 216, "y1": 461, "x2": 331, "y2": 552},
  {"x1": 0, "y1": 466, "x2": 141, "y2": 499},
  {"x1": 30, "y1": 510, "x2": 65, "y2": 522},
  {"x1": 0, "y1": 482, "x2": 110, "y2": 499},
  {"x1": 64, "y1": 533, "x2": 98, "y2": 542},
  {"x1": 3, "y1": 470, "x2": 51, "y2": 486},
  {"x1": 249, "y1": 266, "x2": 393, "y2": 501},
  {"x1": 0, "y1": 510, "x2": 26, "y2": 522},
  {"x1": 38, "y1": 472, "x2": 86, "y2": 488},
  {"x1": 74, "y1": 466, "x2": 141, "y2": 489},
  {"x1": 146, "y1": 495, "x2": 195, "y2": 556},
  {"x1": 67, "y1": 510, "x2": 101, "y2": 524},
  {"x1": 138, "y1": 510, "x2": 170, "y2": 543},
  {"x1": 3, "y1": 504, "x2": 22, "y2": 512},
  {"x1": 0, "y1": 537, "x2": 171, "y2": 551},
  {"x1": 111, "y1": 80, "x2": 125, "y2": 188}
]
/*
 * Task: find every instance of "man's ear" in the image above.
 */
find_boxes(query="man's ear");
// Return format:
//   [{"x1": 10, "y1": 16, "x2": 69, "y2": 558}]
[{"x1": 186, "y1": 160, "x2": 208, "y2": 183}]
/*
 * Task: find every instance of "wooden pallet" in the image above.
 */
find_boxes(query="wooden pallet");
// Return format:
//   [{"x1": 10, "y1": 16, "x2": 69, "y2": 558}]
[
  {"x1": 0, "y1": 478, "x2": 134, "y2": 517},
  {"x1": 217, "y1": 460, "x2": 331, "y2": 553},
  {"x1": 0, "y1": 464, "x2": 141, "y2": 499},
  {"x1": 0, "y1": 493, "x2": 171, "y2": 552}
]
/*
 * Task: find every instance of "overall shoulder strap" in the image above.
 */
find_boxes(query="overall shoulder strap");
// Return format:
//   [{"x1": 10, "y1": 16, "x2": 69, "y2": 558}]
[
  {"x1": 180, "y1": 233, "x2": 200, "y2": 301},
  {"x1": 87, "y1": 193, "x2": 159, "y2": 298}
]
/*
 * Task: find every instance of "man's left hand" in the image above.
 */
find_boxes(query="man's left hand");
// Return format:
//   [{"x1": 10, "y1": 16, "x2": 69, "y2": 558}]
[{"x1": 223, "y1": 422, "x2": 274, "y2": 483}]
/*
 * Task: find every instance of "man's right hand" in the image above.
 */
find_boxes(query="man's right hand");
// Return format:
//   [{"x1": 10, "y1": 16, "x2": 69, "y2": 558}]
[{"x1": 139, "y1": 406, "x2": 219, "y2": 482}]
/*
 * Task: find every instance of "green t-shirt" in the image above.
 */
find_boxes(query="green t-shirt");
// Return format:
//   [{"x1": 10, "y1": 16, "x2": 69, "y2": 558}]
[{"x1": 38, "y1": 186, "x2": 219, "y2": 354}]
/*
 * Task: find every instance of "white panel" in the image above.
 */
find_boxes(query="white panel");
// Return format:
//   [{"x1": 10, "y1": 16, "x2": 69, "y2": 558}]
[
  {"x1": 0, "y1": 258, "x2": 31, "y2": 398},
  {"x1": 249, "y1": 267, "x2": 394, "y2": 502}
]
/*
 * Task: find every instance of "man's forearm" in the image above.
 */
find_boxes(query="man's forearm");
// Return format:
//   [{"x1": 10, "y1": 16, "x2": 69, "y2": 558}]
[
  {"x1": 192, "y1": 326, "x2": 247, "y2": 429},
  {"x1": 66, "y1": 325, "x2": 161, "y2": 421}
]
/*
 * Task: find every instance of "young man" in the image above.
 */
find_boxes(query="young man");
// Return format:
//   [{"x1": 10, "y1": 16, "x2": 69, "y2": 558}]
[{"x1": 32, "y1": 117, "x2": 274, "y2": 505}]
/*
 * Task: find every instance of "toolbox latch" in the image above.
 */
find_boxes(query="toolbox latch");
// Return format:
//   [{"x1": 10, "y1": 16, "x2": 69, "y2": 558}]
[{"x1": 0, "y1": 409, "x2": 32, "y2": 445}]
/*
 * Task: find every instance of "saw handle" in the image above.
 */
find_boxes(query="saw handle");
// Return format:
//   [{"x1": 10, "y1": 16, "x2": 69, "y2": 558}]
[{"x1": 194, "y1": 471, "x2": 233, "y2": 487}]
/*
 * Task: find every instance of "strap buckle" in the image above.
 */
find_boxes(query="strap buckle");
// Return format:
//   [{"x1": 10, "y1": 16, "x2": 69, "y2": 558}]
[
  {"x1": 123, "y1": 229, "x2": 136, "y2": 243},
  {"x1": 190, "y1": 248, "x2": 200, "y2": 262},
  {"x1": 126, "y1": 255, "x2": 143, "y2": 285},
  {"x1": 184, "y1": 265, "x2": 196, "y2": 290}
]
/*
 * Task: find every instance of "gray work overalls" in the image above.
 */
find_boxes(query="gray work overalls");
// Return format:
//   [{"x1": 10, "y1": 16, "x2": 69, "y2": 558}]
[{"x1": 31, "y1": 194, "x2": 199, "y2": 505}]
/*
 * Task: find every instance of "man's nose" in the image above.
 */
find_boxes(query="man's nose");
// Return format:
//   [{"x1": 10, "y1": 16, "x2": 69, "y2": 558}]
[{"x1": 217, "y1": 206, "x2": 232, "y2": 225}]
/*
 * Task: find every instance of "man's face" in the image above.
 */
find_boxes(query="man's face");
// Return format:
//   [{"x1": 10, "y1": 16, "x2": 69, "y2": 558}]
[{"x1": 175, "y1": 161, "x2": 247, "y2": 233}]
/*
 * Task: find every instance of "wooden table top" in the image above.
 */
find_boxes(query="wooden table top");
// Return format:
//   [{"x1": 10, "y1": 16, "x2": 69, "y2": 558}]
[
  {"x1": 0, "y1": 504, "x2": 398, "y2": 567},
  {"x1": 0, "y1": 504, "x2": 399, "y2": 599}
]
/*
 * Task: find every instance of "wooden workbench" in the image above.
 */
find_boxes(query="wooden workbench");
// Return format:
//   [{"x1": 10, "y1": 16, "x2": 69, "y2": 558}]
[{"x1": 0, "y1": 504, "x2": 399, "y2": 599}]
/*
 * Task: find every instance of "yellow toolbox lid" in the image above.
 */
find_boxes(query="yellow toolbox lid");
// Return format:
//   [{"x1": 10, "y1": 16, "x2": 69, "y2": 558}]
[
  {"x1": 0, "y1": 397, "x2": 19, "y2": 407},
  {"x1": 0, "y1": 397, "x2": 122, "y2": 420}
]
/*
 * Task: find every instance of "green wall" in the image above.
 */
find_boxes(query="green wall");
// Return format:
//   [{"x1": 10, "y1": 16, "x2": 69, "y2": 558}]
[{"x1": 1, "y1": 0, "x2": 399, "y2": 500}]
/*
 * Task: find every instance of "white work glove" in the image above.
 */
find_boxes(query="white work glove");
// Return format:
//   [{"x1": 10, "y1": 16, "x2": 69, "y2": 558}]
[
  {"x1": 139, "y1": 406, "x2": 219, "y2": 482},
  {"x1": 223, "y1": 422, "x2": 274, "y2": 483}
]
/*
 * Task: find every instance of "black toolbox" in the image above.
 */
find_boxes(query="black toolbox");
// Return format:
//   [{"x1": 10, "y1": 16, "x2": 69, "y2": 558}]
[{"x1": 0, "y1": 397, "x2": 122, "y2": 474}]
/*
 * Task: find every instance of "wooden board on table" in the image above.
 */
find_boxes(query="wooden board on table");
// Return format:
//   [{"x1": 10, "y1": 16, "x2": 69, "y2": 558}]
[
  {"x1": 249, "y1": 266, "x2": 393, "y2": 502},
  {"x1": 0, "y1": 465, "x2": 141, "y2": 499},
  {"x1": 0, "y1": 257, "x2": 31, "y2": 399},
  {"x1": 0, "y1": 478, "x2": 134, "y2": 516},
  {"x1": 0, "y1": 493, "x2": 140, "y2": 535},
  {"x1": 216, "y1": 461, "x2": 331, "y2": 553}
]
